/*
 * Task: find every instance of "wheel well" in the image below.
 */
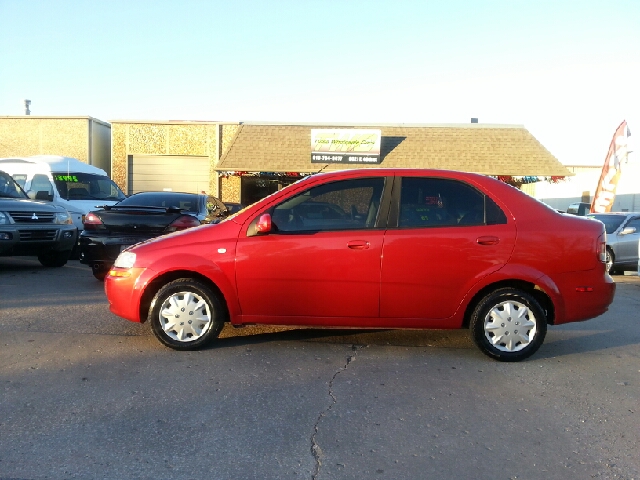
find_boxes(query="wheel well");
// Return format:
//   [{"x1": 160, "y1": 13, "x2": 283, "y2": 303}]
[
  {"x1": 606, "y1": 246, "x2": 615, "y2": 260},
  {"x1": 138, "y1": 270, "x2": 229, "y2": 324},
  {"x1": 462, "y1": 280, "x2": 556, "y2": 328}
]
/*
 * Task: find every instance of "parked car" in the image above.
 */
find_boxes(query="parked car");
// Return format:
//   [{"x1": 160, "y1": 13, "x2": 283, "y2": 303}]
[
  {"x1": 585, "y1": 212, "x2": 640, "y2": 274},
  {"x1": 0, "y1": 155, "x2": 126, "y2": 234},
  {"x1": 104, "y1": 169, "x2": 615, "y2": 361},
  {"x1": 0, "y1": 169, "x2": 77, "y2": 267},
  {"x1": 566, "y1": 202, "x2": 591, "y2": 216},
  {"x1": 222, "y1": 202, "x2": 246, "y2": 215},
  {"x1": 79, "y1": 191, "x2": 227, "y2": 280}
]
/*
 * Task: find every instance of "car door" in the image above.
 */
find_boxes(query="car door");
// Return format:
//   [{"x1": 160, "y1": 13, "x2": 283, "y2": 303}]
[
  {"x1": 615, "y1": 215, "x2": 640, "y2": 263},
  {"x1": 235, "y1": 176, "x2": 388, "y2": 322},
  {"x1": 380, "y1": 175, "x2": 517, "y2": 320}
]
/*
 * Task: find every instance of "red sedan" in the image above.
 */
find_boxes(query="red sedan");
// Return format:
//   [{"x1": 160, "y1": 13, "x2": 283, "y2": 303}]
[{"x1": 105, "y1": 169, "x2": 615, "y2": 361}]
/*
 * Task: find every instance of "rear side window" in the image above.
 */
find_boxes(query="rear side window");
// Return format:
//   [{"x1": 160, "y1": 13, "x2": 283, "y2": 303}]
[
  {"x1": 398, "y1": 177, "x2": 507, "y2": 227},
  {"x1": 587, "y1": 214, "x2": 626, "y2": 234},
  {"x1": 486, "y1": 196, "x2": 508, "y2": 225}
]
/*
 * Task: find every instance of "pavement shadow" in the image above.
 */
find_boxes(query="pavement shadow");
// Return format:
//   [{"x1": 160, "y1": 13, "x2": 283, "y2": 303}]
[
  {"x1": 210, "y1": 325, "x2": 474, "y2": 350},
  {"x1": 535, "y1": 329, "x2": 640, "y2": 359}
]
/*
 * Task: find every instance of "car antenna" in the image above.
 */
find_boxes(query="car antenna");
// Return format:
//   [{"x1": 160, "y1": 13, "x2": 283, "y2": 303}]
[{"x1": 317, "y1": 164, "x2": 330, "y2": 173}]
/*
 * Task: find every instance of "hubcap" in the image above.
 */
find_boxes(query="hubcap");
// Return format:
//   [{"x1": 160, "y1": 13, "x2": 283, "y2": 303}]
[
  {"x1": 484, "y1": 300, "x2": 537, "y2": 352},
  {"x1": 158, "y1": 291, "x2": 211, "y2": 342}
]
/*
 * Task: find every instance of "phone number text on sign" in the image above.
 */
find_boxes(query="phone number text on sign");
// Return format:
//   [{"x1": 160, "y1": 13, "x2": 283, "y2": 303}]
[
  {"x1": 312, "y1": 155, "x2": 343, "y2": 162},
  {"x1": 311, "y1": 154, "x2": 381, "y2": 164}
]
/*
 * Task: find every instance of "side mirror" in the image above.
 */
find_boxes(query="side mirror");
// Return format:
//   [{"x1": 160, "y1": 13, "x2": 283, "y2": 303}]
[
  {"x1": 247, "y1": 213, "x2": 273, "y2": 237},
  {"x1": 256, "y1": 213, "x2": 272, "y2": 234},
  {"x1": 620, "y1": 226, "x2": 636, "y2": 235}
]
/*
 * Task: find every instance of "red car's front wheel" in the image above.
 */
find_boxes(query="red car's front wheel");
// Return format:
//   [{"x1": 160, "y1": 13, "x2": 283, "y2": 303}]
[{"x1": 149, "y1": 279, "x2": 226, "y2": 350}]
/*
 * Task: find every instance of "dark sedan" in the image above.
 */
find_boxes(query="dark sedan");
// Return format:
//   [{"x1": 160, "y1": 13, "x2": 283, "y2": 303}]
[{"x1": 79, "y1": 191, "x2": 227, "y2": 279}]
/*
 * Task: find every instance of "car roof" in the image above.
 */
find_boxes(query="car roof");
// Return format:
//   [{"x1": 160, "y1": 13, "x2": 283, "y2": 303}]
[{"x1": 588, "y1": 212, "x2": 640, "y2": 216}]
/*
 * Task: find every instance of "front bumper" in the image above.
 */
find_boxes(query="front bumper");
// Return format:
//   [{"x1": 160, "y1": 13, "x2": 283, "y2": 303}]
[
  {"x1": 0, "y1": 225, "x2": 77, "y2": 256},
  {"x1": 104, "y1": 266, "x2": 153, "y2": 323}
]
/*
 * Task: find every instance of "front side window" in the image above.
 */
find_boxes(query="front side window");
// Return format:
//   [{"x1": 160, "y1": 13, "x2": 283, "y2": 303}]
[
  {"x1": 271, "y1": 177, "x2": 385, "y2": 233},
  {"x1": 625, "y1": 217, "x2": 640, "y2": 231},
  {"x1": 398, "y1": 177, "x2": 506, "y2": 228}
]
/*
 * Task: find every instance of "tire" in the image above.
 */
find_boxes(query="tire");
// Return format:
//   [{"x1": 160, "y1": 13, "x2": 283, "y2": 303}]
[
  {"x1": 38, "y1": 250, "x2": 71, "y2": 268},
  {"x1": 470, "y1": 288, "x2": 547, "y2": 362},
  {"x1": 605, "y1": 248, "x2": 615, "y2": 274},
  {"x1": 148, "y1": 279, "x2": 226, "y2": 351},
  {"x1": 92, "y1": 264, "x2": 109, "y2": 281}
]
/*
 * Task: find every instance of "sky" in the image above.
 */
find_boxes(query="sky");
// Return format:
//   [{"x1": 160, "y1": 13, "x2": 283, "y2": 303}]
[{"x1": 0, "y1": 0, "x2": 638, "y2": 166}]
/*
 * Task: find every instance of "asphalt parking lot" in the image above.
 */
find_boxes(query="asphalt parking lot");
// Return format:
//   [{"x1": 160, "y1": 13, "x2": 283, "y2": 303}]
[{"x1": 1, "y1": 258, "x2": 639, "y2": 480}]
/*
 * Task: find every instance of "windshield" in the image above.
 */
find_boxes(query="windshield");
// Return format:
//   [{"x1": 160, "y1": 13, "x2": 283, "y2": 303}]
[
  {"x1": 586, "y1": 214, "x2": 626, "y2": 234},
  {"x1": 0, "y1": 171, "x2": 28, "y2": 199},
  {"x1": 53, "y1": 173, "x2": 126, "y2": 201}
]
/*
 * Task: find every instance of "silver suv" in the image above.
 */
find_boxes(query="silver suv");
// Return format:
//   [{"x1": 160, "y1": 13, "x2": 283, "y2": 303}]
[
  {"x1": 0, "y1": 170, "x2": 77, "y2": 267},
  {"x1": 586, "y1": 212, "x2": 640, "y2": 274}
]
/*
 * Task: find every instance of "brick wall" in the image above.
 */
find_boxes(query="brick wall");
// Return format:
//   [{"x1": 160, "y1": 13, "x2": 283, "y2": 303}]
[{"x1": 0, "y1": 117, "x2": 91, "y2": 162}]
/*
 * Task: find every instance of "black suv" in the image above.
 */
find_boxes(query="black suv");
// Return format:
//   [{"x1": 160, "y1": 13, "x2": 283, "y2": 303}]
[{"x1": 0, "y1": 170, "x2": 77, "y2": 267}]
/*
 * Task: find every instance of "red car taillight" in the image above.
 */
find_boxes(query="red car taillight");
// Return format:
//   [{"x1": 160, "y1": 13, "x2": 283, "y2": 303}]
[
  {"x1": 165, "y1": 215, "x2": 201, "y2": 233},
  {"x1": 597, "y1": 233, "x2": 607, "y2": 263},
  {"x1": 83, "y1": 212, "x2": 106, "y2": 231}
]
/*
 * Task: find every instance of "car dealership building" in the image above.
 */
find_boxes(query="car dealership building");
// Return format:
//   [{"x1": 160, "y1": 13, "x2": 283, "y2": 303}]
[
  {"x1": 108, "y1": 119, "x2": 572, "y2": 205},
  {"x1": 1, "y1": 116, "x2": 572, "y2": 206}
]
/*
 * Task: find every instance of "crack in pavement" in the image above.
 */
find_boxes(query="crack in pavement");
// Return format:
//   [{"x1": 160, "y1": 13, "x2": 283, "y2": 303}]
[{"x1": 310, "y1": 344, "x2": 366, "y2": 480}]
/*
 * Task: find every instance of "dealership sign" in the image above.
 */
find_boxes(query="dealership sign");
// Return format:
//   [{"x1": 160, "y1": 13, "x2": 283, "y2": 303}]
[{"x1": 311, "y1": 129, "x2": 381, "y2": 164}]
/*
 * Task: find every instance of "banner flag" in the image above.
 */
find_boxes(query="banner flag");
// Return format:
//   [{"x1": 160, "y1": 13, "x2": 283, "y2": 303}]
[{"x1": 591, "y1": 120, "x2": 632, "y2": 213}]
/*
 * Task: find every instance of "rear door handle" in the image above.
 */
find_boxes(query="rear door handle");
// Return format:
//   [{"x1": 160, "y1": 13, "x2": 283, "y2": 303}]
[
  {"x1": 347, "y1": 240, "x2": 370, "y2": 250},
  {"x1": 476, "y1": 236, "x2": 500, "y2": 246}
]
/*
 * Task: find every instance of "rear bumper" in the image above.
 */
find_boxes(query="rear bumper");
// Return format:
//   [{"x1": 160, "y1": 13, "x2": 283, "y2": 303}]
[
  {"x1": 553, "y1": 269, "x2": 616, "y2": 324},
  {"x1": 79, "y1": 233, "x2": 151, "y2": 266}
]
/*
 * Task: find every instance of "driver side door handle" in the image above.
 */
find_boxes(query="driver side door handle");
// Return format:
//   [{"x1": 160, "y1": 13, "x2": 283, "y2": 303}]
[
  {"x1": 476, "y1": 236, "x2": 500, "y2": 246},
  {"x1": 347, "y1": 240, "x2": 370, "y2": 250}
]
